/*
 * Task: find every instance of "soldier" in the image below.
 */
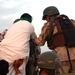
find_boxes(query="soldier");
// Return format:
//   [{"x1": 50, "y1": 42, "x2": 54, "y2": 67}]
[
  {"x1": 31, "y1": 6, "x2": 75, "y2": 73},
  {"x1": 37, "y1": 51, "x2": 60, "y2": 75},
  {"x1": 26, "y1": 42, "x2": 41, "y2": 75}
]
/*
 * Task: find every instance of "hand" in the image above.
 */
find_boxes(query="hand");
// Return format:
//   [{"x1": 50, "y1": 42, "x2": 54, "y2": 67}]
[
  {"x1": 13, "y1": 59, "x2": 24, "y2": 74},
  {"x1": 13, "y1": 59, "x2": 23, "y2": 69}
]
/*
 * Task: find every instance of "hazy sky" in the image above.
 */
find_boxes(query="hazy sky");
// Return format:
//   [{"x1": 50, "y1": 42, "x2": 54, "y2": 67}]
[{"x1": 0, "y1": 0, "x2": 75, "y2": 53}]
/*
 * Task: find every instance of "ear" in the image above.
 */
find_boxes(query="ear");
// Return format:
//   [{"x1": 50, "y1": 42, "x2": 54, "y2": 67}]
[{"x1": 46, "y1": 16, "x2": 50, "y2": 21}]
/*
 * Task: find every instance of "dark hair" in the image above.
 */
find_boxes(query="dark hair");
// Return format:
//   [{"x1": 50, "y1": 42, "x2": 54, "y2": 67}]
[
  {"x1": 0, "y1": 60, "x2": 9, "y2": 75},
  {"x1": 13, "y1": 19, "x2": 20, "y2": 23},
  {"x1": 20, "y1": 13, "x2": 32, "y2": 19}
]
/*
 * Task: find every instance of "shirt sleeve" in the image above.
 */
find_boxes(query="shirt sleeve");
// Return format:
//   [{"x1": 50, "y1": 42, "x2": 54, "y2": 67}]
[{"x1": 35, "y1": 22, "x2": 50, "y2": 46}]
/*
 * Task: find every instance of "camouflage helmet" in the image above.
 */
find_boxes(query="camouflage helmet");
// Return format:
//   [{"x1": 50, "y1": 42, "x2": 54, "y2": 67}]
[
  {"x1": 42, "y1": 6, "x2": 60, "y2": 20},
  {"x1": 37, "y1": 51, "x2": 61, "y2": 70}
]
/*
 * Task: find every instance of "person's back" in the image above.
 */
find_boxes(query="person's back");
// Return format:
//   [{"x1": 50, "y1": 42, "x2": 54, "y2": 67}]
[
  {"x1": 0, "y1": 20, "x2": 33, "y2": 63},
  {"x1": 0, "y1": 13, "x2": 35, "y2": 75}
]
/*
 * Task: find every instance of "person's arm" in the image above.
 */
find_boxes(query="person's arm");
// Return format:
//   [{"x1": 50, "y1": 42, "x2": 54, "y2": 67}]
[
  {"x1": 13, "y1": 59, "x2": 24, "y2": 75},
  {"x1": 31, "y1": 22, "x2": 50, "y2": 46}
]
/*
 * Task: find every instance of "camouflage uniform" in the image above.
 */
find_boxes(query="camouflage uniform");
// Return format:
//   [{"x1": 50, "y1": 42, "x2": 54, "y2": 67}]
[{"x1": 33, "y1": 6, "x2": 75, "y2": 73}]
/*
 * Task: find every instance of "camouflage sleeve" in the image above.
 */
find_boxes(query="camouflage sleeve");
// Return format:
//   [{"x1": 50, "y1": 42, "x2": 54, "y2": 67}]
[{"x1": 35, "y1": 22, "x2": 50, "y2": 46}]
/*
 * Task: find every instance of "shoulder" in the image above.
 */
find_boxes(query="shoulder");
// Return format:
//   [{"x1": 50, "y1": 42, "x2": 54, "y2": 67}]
[
  {"x1": 71, "y1": 19, "x2": 75, "y2": 27},
  {"x1": 58, "y1": 73, "x2": 75, "y2": 75}
]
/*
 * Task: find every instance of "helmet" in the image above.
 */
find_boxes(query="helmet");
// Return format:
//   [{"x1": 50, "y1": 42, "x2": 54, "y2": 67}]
[
  {"x1": 42, "y1": 6, "x2": 60, "y2": 20},
  {"x1": 37, "y1": 51, "x2": 60, "y2": 70}
]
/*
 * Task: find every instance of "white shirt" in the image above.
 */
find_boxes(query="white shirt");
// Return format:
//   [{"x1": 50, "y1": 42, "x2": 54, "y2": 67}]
[{"x1": 0, "y1": 20, "x2": 34, "y2": 63}]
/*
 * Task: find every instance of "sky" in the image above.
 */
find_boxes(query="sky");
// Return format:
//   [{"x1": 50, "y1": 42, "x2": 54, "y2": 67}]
[{"x1": 0, "y1": 0, "x2": 75, "y2": 53}]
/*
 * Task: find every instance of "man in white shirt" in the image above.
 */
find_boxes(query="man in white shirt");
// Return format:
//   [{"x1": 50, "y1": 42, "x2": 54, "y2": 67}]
[{"x1": 0, "y1": 13, "x2": 36, "y2": 75}]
